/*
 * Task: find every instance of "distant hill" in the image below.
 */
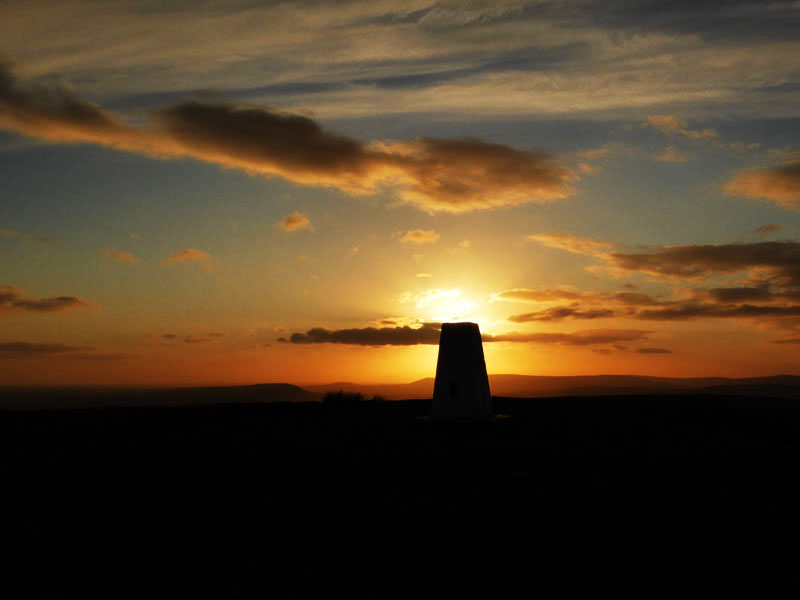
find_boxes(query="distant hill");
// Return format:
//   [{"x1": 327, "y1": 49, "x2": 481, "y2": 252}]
[
  {"x1": 305, "y1": 374, "x2": 800, "y2": 400},
  {"x1": 0, "y1": 383, "x2": 321, "y2": 410},
  {"x1": 4, "y1": 375, "x2": 800, "y2": 410}
]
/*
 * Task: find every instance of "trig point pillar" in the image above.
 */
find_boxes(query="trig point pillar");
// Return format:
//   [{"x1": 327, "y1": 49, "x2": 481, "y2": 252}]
[{"x1": 431, "y1": 322, "x2": 493, "y2": 420}]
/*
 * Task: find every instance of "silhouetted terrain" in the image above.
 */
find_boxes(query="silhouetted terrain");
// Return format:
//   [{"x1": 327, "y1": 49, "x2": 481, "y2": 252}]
[
  {"x1": 304, "y1": 373, "x2": 800, "y2": 400},
  {"x1": 4, "y1": 375, "x2": 799, "y2": 410},
  {"x1": 3, "y1": 393, "x2": 800, "y2": 598},
  {"x1": 0, "y1": 383, "x2": 320, "y2": 409}
]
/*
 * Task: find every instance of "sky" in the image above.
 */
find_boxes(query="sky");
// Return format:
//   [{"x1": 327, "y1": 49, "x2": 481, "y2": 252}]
[{"x1": 1, "y1": 0, "x2": 800, "y2": 386}]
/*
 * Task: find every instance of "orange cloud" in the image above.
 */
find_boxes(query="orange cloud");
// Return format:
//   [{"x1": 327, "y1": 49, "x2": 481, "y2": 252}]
[
  {"x1": 0, "y1": 64, "x2": 574, "y2": 214},
  {"x1": 399, "y1": 229, "x2": 440, "y2": 244},
  {"x1": 526, "y1": 233, "x2": 620, "y2": 258},
  {"x1": 647, "y1": 115, "x2": 717, "y2": 139},
  {"x1": 725, "y1": 159, "x2": 800, "y2": 208},
  {"x1": 653, "y1": 147, "x2": 688, "y2": 163},
  {"x1": 276, "y1": 211, "x2": 313, "y2": 232},
  {"x1": 105, "y1": 250, "x2": 140, "y2": 263},
  {"x1": 161, "y1": 248, "x2": 211, "y2": 266}
]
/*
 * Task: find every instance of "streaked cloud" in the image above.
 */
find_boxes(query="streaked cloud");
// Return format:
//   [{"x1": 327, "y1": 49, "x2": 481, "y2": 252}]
[
  {"x1": 286, "y1": 324, "x2": 652, "y2": 346},
  {"x1": 0, "y1": 285, "x2": 90, "y2": 314},
  {"x1": 0, "y1": 229, "x2": 54, "y2": 243},
  {"x1": 637, "y1": 347, "x2": 672, "y2": 354},
  {"x1": 0, "y1": 341, "x2": 93, "y2": 358},
  {"x1": 0, "y1": 64, "x2": 575, "y2": 214},
  {"x1": 288, "y1": 324, "x2": 442, "y2": 346},
  {"x1": 526, "y1": 233, "x2": 620, "y2": 258},
  {"x1": 161, "y1": 248, "x2": 211, "y2": 266},
  {"x1": 484, "y1": 329, "x2": 652, "y2": 346}
]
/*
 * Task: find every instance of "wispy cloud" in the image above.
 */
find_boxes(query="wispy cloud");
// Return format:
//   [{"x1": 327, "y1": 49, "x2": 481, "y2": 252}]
[
  {"x1": 276, "y1": 211, "x2": 313, "y2": 232},
  {"x1": 647, "y1": 115, "x2": 716, "y2": 139},
  {"x1": 104, "y1": 250, "x2": 141, "y2": 263},
  {"x1": 161, "y1": 248, "x2": 211, "y2": 266},
  {"x1": 399, "y1": 229, "x2": 439, "y2": 244},
  {"x1": 0, "y1": 229, "x2": 54, "y2": 243},
  {"x1": 0, "y1": 341, "x2": 93, "y2": 358},
  {"x1": 653, "y1": 147, "x2": 688, "y2": 163}
]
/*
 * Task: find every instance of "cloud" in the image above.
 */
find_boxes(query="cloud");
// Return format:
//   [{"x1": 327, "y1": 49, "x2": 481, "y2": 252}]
[
  {"x1": 161, "y1": 248, "x2": 211, "y2": 266},
  {"x1": 0, "y1": 341, "x2": 93, "y2": 358},
  {"x1": 183, "y1": 335, "x2": 210, "y2": 344},
  {"x1": 753, "y1": 224, "x2": 785, "y2": 235},
  {"x1": 208, "y1": 331, "x2": 226, "y2": 338},
  {"x1": 416, "y1": 273, "x2": 432, "y2": 278},
  {"x1": 578, "y1": 162, "x2": 602, "y2": 174},
  {"x1": 771, "y1": 338, "x2": 800, "y2": 344},
  {"x1": 0, "y1": 229, "x2": 54, "y2": 243},
  {"x1": 286, "y1": 323, "x2": 652, "y2": 347},
  {"x1": 653, "y1": 147, "x2": 688, "y2": 163},
  {"x1": 508, "y1": 307, "x2": 616, "y2": 322},
  {"x1": 289, "y1": 324, "x2": 442, "y2": 346},
  {"x1": 484, "y1": 329, "x2": 652, "y2": 346},
  {"x1": 637, "y1": 347, "x2": 672, "y2": 354},
  {"x1": 526, "y1": 233, "x2": 621, "y2": 258},
  {"x1": 162, "y1": 333, "x2": 178, "y2": 340},
  {"x1": 493, "y1": 288, "x2": 664, "y2": 306},
  {"x1": 105, "y1": 250, "x2": 140, "y2": 263},
  {"x1": 725, "y1": 158, "x2": 800, "y2": 208},
  {"x1": 635, "y1": 303, "x2": 800, "y2": 321},
  {"x1": 399, "y1": 229, "x2": 439, "y2": 244},
  {"x1": 0, "y1": 64, "x2": 575, "y2": 214},
  {"x1": 276, "y1": 211, "x2": 313, "y2": 232},
  {"x1": 0, "y1": 285, "x2": 90, "y2": 314},
  {"x1": 607, "y1": 241, "x2": 800, "y2": 284},
  {"x1": 647, "y1": 115, "x2": 717, "y2": 139},
  {"x1": 373, "y1": 137, "x2": 575, "y2": 212}
]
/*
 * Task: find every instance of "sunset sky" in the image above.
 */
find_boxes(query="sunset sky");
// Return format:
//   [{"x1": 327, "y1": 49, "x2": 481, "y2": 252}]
[{"x1": 1, "y1": 0, "x2": 800, "y2": 386}]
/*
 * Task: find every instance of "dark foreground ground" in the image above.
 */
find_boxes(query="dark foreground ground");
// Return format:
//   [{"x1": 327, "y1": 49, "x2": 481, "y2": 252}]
[{"x1": 3, "y1": 395, "x2": 800, "y2": 599}]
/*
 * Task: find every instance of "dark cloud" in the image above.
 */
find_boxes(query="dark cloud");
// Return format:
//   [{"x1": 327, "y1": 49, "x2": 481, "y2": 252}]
[
  {"x1": 0, "y1": 64, "x2": 574, "y2": 214},
  {"x1": 608, "y1": 241, "x2": 800, "y2": 286},
  {"x1": 771, "y1": 338, "x2": 800, "y2": 344},
  {"x1": 287, "y1": 323, "x2": 653, "y2": 347},
  {"x1": 0, "y1": 342, "x2": 93, "y2": 358},
  {"x1": 636, "y1": 303, "x2": 800, "y2": 321},
  {"x1": 726, "y1": 158, "x2": 800, "y2": 208},
  {"x1": 184, "y1": 335, "x2": 210, "y2": 344},
  {"x1": 162, "y1": 334, "x2": 178, "y2": 340},
  {"x1": 484, "y1": 329, "x2": 652, "y2": 346},
  {"x1": 0, "y1": 285, "x2": 90, "y2": 314},
  {"x1": 289, "y1": 324, "x2": 442, "y2": 346},
  {"x1": 636, "y1": 347, "x2": 672, "y2": 354},
  {"x1": 67, "y1": 352, "x2": 134, "y2": 361}
]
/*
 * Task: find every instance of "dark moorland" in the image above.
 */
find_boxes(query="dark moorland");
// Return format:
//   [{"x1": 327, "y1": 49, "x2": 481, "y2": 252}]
[{"x1": 4, "y1": 394, "x2": 800, "y2": 598}]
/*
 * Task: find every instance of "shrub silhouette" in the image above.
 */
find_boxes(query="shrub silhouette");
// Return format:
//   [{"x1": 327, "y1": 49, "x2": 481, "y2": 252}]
[
  {"x1": 323, "y1": 390, "x2": 365, "y2": 405},
  {"x1": 323, "y1": 390, "x2": 385, "y2": 405}
]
